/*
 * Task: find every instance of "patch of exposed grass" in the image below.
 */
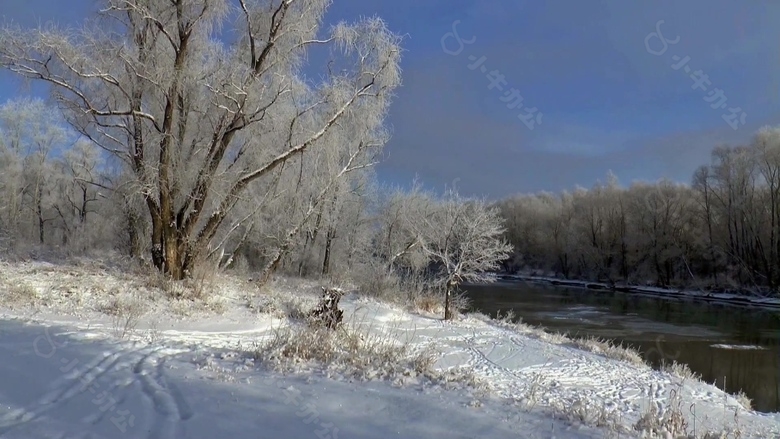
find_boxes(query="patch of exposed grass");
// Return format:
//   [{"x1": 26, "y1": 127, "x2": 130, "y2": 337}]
[
  {"x1": 571, "y1": 336, "x2": 645, "y2": 366},
  {"x1": 634, "y1": 383, "x2": 688, "y2": 437},
  {"x1": 98, "y1": 294, "x2": 146, "y2": 339},
  {"x1": 734, "y1": 390, "x2": 752, "y2": 411},
  {"x1": 552, "y1": 396, "x2": 623, "y2": 433},
  {"x1": 661, "y1": 360, "x2": 701, "y2": 381},
  {"x1": 254, "y1": 315, "x2": 440, "y2": 383},
  {"x1": 0, "y1": 279, "x2": 40, "y2": 308}
]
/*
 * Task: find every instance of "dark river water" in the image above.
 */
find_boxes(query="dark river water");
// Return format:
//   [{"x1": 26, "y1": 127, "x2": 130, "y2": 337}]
[{"x1": 465, "y1": 280, "x2": 780, "y2": 413}]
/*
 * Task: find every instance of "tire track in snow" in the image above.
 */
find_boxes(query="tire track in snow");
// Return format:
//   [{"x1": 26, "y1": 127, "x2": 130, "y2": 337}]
[
  {"x1": 0, "y1": 343, "x2": 146, "y2": 435},
  {"x1": 134, "y1": 350, "x2": 193, "y2": 439}
]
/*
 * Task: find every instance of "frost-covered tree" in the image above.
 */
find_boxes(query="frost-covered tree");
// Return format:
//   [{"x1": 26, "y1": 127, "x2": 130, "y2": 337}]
[
  {"x1": 417, "y1": 190, "x2": 512, "y2": 320},
  {"x1": 494, "y1": 126, "x2": 780, "y2": 292},
  {"x1": 0, "y1": 0, "x2": 401, "y2": 279},
  {"x1": 0, "y1": 97, "x2": 72, "y2": 244},
  {"x1": 375, "y1": 186, "x2": 512, "y2": 320}
]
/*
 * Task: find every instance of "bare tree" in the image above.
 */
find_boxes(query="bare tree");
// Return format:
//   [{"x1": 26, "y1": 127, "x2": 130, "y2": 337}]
[
  {"x1": 752, "y1": 127, "x2": 780, "y2": 287},
  {"x1": 411, "y1": 189, "x2": 512, "y2": 320},
  {"x1": 377, "y1": 181, "x2": 433, "y2": 272},
  {"x1": 0, "y1": 97, "x2": 71, "y2": 244},
  {"x1": 0, "y1": 0, "x2": 401, "y2": 279}
]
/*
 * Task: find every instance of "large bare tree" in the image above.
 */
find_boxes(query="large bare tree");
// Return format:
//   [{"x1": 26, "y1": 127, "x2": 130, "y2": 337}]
[{"x1": 0, "y1": 0, "x2": 401, "y2": 279}]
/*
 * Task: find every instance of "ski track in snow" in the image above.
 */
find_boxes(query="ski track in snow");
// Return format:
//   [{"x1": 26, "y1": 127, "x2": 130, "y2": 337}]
[{"x1": 0, "y1": 340, "x2": 197, "y2": 439}]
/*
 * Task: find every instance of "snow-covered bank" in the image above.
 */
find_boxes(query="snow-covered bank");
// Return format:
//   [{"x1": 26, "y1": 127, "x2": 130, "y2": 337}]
[
  {"x1": 499, "y1": 274, "x2": 780, "y2": 310},
  {"x1": 0, "y1": 319, "x2": 606, "y2": 439},
  {"x1": 1, "y1": 261, "x2": 779, "y2": 438}
]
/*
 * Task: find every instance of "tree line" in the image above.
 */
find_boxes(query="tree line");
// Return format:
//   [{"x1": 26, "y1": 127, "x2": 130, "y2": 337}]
[{"x1": 495, "y1": 128, "x2": 780, "y2": 293}]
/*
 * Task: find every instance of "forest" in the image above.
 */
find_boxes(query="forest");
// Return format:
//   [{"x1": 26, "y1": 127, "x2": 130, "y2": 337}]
[{"x1": 495, "y1": 128, "x2": 780, "y2": 293}]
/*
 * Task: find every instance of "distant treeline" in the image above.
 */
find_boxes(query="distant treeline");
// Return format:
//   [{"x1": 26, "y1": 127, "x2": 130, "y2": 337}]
[{"x1": 495, "y1": 127, "x2": 780, "y2": 293}]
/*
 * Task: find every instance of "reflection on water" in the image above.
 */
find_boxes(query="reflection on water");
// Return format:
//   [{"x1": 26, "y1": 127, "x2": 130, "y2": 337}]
[{"x1": 465, "y1": 281, "x2": 780, "y2": 412}]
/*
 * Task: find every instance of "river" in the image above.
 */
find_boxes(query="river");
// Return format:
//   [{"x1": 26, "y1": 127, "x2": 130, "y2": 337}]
[{"x1": 465, "y1": 280, "x2": 780, "y2": 413}]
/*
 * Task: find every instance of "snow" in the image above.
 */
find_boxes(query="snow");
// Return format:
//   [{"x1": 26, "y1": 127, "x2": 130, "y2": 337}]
[
  {"x1": 709, "y1": 344, "x2": 768, "y2": 350},
  {"x1": 0, "y1": 261, "x2": 779, "y2": 438},
  {"x1": 1, "y1": 320, "x2": 588, "y2": 439}
]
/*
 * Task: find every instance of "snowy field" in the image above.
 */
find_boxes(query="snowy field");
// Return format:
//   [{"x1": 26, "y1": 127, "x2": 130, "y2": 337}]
[{"x1": 1, "y1": 260, "x2": 779, "y2": 438}]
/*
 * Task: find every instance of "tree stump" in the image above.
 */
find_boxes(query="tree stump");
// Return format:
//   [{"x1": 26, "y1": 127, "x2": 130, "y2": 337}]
[{"x1": 309, "y1": 286, "x2": 346, "y2": 329}]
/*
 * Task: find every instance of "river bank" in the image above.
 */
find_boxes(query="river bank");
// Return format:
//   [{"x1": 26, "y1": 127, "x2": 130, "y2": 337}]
[
  {"x1": 466, "y1": 280, "x2": 780, "y2": 413},
  {"x1": 498, "y1": 273, "x2": 780, "y2": 310}
]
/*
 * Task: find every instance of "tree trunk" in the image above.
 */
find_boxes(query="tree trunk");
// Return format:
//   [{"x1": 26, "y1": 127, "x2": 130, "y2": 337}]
[
  {"x1": 36, "y1": 183, "x2": 45, "y2": 244},
  {"x1": 297, "y1": 233, "x2": 312, "y2": 277},
  {"x1": 150, "y1": 214, "x2": 165, "y2": 273},
  {"x1": 164, "y1": 233, "x2": 183, "y2": 280},
  {"x1": 37, "y1": 210, "x2": 45, "y2": 244},
  {"x1": 79, "y1": 186, "x2": 89, "y2": 224},
  {"x1": 444, "y1": 282, "x2": 454, "y2": 321},
  {"x1": 321, "y1": 227, "x2": 335, "y2": 276},
  {"x1": 126, "y1": 209, "x2": 141, "y2": 259},
  {"x1": 298, "y1": 205, "x2": 326, "y2": 277},
  {"x1": 147, "y1": 205, "x2": 194, "y2": 280},
  {"x1": 259, "y1": 248, "x2": 284, "y2": 286}
]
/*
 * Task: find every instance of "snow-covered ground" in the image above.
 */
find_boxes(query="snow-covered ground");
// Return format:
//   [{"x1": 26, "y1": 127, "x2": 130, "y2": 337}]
[{"x1": 1, "y1": 260, "x2": 779, "y2": 438}]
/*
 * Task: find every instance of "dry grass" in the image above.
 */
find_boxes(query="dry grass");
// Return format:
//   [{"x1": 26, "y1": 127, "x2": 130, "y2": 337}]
[
  {"x1": 426, "y1": 365, "x2": 493, "y2": 396},
  {"x1": 142, "y1": 270, "x2": 178, "y2": 296},
  {"x1": 353, "y1": 262, "x2": 403, "y2": 302},
  {"x1": 254, "y1": 316, "x2": 440, "y2": 382},
  {"x1": 251, "y1": 289, "x2": 319, "y2": 321},
  {"x1": 409, "y1": 289, "x2": 472, "y2": 320},
  {"x1": 184, "y1": 257, "x2": 219, "y2": 301},
  {"x1": 168, "y1": 294, "x2": 227, "y2": 317},
  {"x1": 251, "y1": 290, "x2": 501, "y2": 397},
  {"x1": 516, "y1": 370, "x2": 548, "y2": 412},
  {"x1": 354, "y1": 264, "x2": 478, "y2": 321},
  {"x1": 142, "y1": 318, "x2": 163, "y2": 345},
  {"x1": 661, "y1": 361, "x2": 701, "y2": 381},
  {"x1": 448, "y1": 290, "x2": 472, "y2": 318},
  {"x1": 413, "y1": 294, "x2": 441, "y2": 314},
  {"x1": 281, "y1": 295, "x2": 319, "y2": 320},
  {"x1": 734, "y1": 390, "x2": 752, "y2": 411},
  {"x1": 571, "y1": 336, "x2": 645, "y2": 366},
  {"x1": 553, "y1": 396, "x2": 623, "y2": 432},
  {"x1": 495, "y1": 309, "x2": 519, "y2": 325},
  {"x1": 634, "y1": 382, "x2": 689, "y2": 437},
  {"x1": 141, "y1": 259, "x2": 220, "y2": 302},
  {"x1": 98, "y1": 294, "x2": 146, "y2": 339},
  {"x1": 0, "y1": 280, "x2": 40, "y2": 308},
  {"x1": 136, "y1": 263, "x2": 230, "y2": 317},
  {"x1": 631, "y1": 379, "x2": 746, "y2": 439}
]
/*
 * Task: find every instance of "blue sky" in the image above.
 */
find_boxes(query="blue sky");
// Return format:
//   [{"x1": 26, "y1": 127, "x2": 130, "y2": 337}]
[{"x1": 2, "y1": 0, "x2": 779, "y2": 198}]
